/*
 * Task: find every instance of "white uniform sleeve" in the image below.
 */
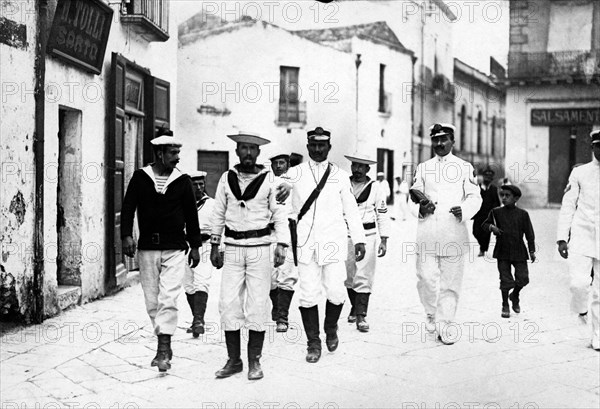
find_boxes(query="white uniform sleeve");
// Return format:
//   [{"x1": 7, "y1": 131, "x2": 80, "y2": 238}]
[
  {"x1": 342, "y1": 175, "x2": 367, "y2": 245},
  {"x1": 460, "y1": 163, "x2": 483, "y2": 222},
  {"x1": 210, "y1": 172, "x2": 228, "y2": 238},
  {"x1": 409, "y1": 164, "x2": 424, "y2": 218},
  {"x1": 556, "y1": 168, "x2": 580, "y2": 243},
  {"x1": 375, "y1": 184, "x2": 392, "y2": 238}
]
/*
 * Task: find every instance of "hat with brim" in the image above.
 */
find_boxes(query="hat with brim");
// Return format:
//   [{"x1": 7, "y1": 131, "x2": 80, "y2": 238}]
[
  {"x1": 270, "y1": 154, "x2": 290, "y2": 162},
  {"x1": 591, "y1": 130, "x2": 600, "y2": 144},
  {"x1": 227, "y1": 131, "x2": 270, "y2": 146},
  {"x1": 344, "y1": 153, "x2": 377, "y2": 165},
  {"x1": 377, "y1": 172, "x2": 385, "y2": 177},
  {"x1": 307, "y1": 127, "x2": 331, "y2": 141},
  {"x1": 429, "y1": 123, "x2": 456, "y2": 138},
  {"x1": 189, "y1": 170, "x2": 207, "y2": 179},
  {"x1": 150, "y1": 135, "x2": 183, "y2": 147},
  {"x1": 500, "y1": 184, "x2": 522, "y2": 198}
]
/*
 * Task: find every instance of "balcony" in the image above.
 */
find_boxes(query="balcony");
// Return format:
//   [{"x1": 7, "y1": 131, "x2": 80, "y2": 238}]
[
  {"x1": 508, "y1": 50, "x2": 600, "y2": 83},
  {"x1": 121, "y1": 0, "x2": 169, "y2": 42},
  {"x1": 430, "y1": 74, "x2": 456, "y2": 102},
  {"x1": 277, "y1": 100, "x2": 307, "y2": 126}
]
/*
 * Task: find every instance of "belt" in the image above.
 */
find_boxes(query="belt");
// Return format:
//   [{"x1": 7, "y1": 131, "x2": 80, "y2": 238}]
[
  {"x1": 147, "y1": 232, "x2": 182, "y2": 245},
  {"x1": 224, "y1": 226, "x2": 271, "y2": 240},
  {"x1": 268, "y1": 222, "x2": 275, "y2": 231},
  {"x1": 363, "y1": 222, "x2": 376, "y2": 230},
  {"x1": 200, "y1": 233, "x2": 211, "y2": 243}
]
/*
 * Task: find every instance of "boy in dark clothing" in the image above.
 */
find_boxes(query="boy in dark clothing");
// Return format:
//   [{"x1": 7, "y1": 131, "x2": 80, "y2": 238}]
[{"x1": 482, "y1": 185, "x2": 536, "y2": 318}]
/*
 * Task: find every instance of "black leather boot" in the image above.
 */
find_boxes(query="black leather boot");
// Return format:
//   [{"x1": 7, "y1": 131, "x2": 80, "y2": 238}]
[
  {"x1": 269, "y1": 289, "x2": 279, "y2": 321},
  {"x1": 346, "y1": 288, "x2": 357, "y2": 323},
  {"x1": 247, "y1": 330, "x2": 265, "y2": 380},
  {"x1": 185, "y1": 293, "x2": 195, "y2": 333},
  {"x1": 299, "y1": 305, "x2": 321, "y2": 363},
  {"x1": 192, "y1": 291, "x2": 208, "y2": 337},
  {"x1": 276, "y1": 289, "x2": 294, "y2": 332},
  {"x1": 355, "y1": 293, "x2": 371, "y2": 332},
  {"x1": 155, "y1": 334, "x2": 172, "y2": 372},
  {"x1": 509, "y1": 286, "x2": 522, "y2": 313},
  {"x1": 324, "y1": 300, "x2": 343, "y2": 352},
  {"x1": 215, "y1": 330, "x2": 243, "y2": 378}
]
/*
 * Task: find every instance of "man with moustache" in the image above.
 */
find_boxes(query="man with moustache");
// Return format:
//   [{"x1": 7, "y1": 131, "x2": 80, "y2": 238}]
[
  {"x1": 268, "y1": 154, "x2": 298, "y2": 333},
  {"x1": 289, "y1": 126, "x2": 366, "y2": 363},
  {"x1": 472, "y1": 166, "x2": 501, "y2": 257},
  {"x1": 344, "y1": 152, "x2": 391, "y2": 332},
  {"x1": 122, "y1": 129, "x2": 201, "y2": 372},
  {"x1": 411, "y1": 123, "x2": 481, "y2": 345},
  {"x1": 210, "y1": 131, "x2": 289, "y2": 380},
  {"x1": 557, "y1": 130, "x2": 600, "y2": 351}
]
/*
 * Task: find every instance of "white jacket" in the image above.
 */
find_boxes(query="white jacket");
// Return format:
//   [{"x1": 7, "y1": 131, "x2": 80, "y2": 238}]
[
  {"x1": 556, "y1": 157, "x2": 600, "y2": 259},
  {"x1": 411, "y1": 152, "x2": 482, "y2": 257},
  {"x1": 289, "y1": 160, "x2": 366, "y2": 265}
]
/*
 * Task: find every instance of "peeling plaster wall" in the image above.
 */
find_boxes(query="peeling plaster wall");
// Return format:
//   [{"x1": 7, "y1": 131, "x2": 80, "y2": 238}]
[
  {"x1": 42, "y1": 2, "x2": 179, "y2": 309},
  {"x1": 0, "y1": 0, "x2": 38, "y2": 321}
]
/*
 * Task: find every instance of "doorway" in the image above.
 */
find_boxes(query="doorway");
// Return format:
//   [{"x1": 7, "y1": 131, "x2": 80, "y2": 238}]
[
  {"x1": 376, "y1": 148, "x2": 394, "y2": 204},
  {"x1": 197, "y1": 151, "x2": 229, "y2": 197}
]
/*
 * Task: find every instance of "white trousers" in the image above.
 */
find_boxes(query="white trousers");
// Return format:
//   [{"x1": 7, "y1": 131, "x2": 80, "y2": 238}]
[
  {"x1": 138, "y1": 249, "x2": 186, "y2": 335},
  {"x1": 416, "y1": 253, "x2": 465, "y2": 324},
  {"x1": 395, "y1": 193, "x2": 409, "y2": 220},
  {"x1": 219, "y1": 244, "x2": 272, "y2": 331},
  {"x1": 345, "y1": 235, "x2": 377, "y2": 293},
  {"x1": 183, "y1": 242, "x2": 212, "y2": 294},
  {"x1": 568, "y1": 253, "x2": 600, "y2": 349},
  {"x1": 271, "y1": 259, "x2": 298, "y2": 291},
  {"x1": 298, "y1": 252, "x2": 346, "y2": 308}
]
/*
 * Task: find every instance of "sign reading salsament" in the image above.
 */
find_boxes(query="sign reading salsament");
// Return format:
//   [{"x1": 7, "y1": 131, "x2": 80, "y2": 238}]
[
  {"x1": 531, "y1": 108, "x2": 600, "y2": 126},
  {"x1": 47, "y1": 0, "x2": 113, "y2": 75}
]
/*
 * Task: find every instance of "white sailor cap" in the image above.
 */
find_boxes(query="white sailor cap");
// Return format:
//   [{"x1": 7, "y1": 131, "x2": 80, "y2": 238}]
[
  {"x1": 591, "y1": 129, "x2": 600, "y2": 144},
  {"x1": 344, "y1": 152, "x2": 377, "y2": 165},
  {"x1": 227, "y1": 131, "x2": 270, "y2": 146},
  {"x1": 189, "y1": 170, "x2": 207, "y2": 179},
  {"x1": 429, "y1": 123, "x2": 456, "y2": 138}
]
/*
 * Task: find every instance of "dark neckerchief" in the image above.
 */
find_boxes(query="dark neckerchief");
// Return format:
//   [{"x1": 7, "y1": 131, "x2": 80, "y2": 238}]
[
  {"x1": 227, "y1": 165, "x2": 268, "y2": 201},
  {"x1": 196, "y1": 194, "x2": 210, "y2": 210},
  {"x1": 351, "y1": 177, "x2": 373, "y2": 204}
]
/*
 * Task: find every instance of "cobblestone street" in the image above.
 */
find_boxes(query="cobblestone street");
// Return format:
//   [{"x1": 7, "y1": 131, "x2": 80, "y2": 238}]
[{"x1": 1, "y1": 209, "x2": 599, "y2": 409}]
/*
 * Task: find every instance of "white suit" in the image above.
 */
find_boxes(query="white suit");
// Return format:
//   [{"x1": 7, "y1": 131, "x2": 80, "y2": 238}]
[
  {"x1": 557, "y1": 156, "x2": 600, "y2": 349},
  {"x1": 411, "y1": 152, "x2": 481, "y2": 325},
  {"x1": 183, "y1": 196, "x2": 215, "y2": 294},
  {"x1": 289, "y1": 160, "x2": 366, "y2": 307}
]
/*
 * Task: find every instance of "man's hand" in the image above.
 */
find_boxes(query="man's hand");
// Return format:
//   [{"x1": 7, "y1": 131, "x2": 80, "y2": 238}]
[
  {"x1": 419, "y1": 199, "x2": 436, "y2": 216},
  {"x1": 377, "y1": 238, "x2": 387, "y2": 258},
  {"x1": 449, "y1": 206, "x2": 462, "y2": 222},
  {"x1": 490, "y1": 225, "x2": 503, "y2": 236},
  {"x1": 188, "y1": 247, "x2": 200, "y2": 268},
  {"x1": 557, "y1": 240, "x2": 569, "y2": 259},
  {"x1": 123, "y1": 236, "x2": 136, "y2": 258},
  {"x1": 210, "y1": 244, "x2": 224, "y2": 269},
  {"x1": 276, "y1": 182, "x2": 291, "y2": 203},
  {"x1": 355, "y1": 243, "x2": 366, "y2": 262},
  {"x1": 529, "y1": 251, "x2": 536, "y2": 263},
  {"x1": 274, "y1": 244, "x2": 286, "y2": 267}
]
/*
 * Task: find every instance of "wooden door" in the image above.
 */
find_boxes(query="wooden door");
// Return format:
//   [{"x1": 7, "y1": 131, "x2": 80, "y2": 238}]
[{"x1": 197, "y1": 151, "x2": 229, "y2": 197}]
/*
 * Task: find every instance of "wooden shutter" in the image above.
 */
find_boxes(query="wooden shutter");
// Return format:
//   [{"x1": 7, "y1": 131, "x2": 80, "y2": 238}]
[{"x1": 143, "y1": 77, "x2": 171, "y2": 165}]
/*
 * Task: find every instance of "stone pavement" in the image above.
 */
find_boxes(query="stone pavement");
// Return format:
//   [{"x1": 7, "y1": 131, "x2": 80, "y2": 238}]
[{"x1": 1, "y1": 209, "x2": 599, "y2": 409}]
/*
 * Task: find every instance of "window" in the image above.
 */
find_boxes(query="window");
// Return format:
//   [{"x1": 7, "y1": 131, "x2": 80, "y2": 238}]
[
  {"x1": 121, "y1": 0, "x2": 170, "y2": 42},
  {"x1": 476, "y1": 110, "x2": 483, "y2": 154},
  {"x1": 491, "y1": 116, "x2": 496, "y2": 156},
  {"x1": 460, "y1": 105, "x2": 466, "y2": 151},
  {"x1": 379, "y1": 64, "x2": 386, "y2": 113},
  {"x1": 278, "y1": 66, "x2": 305, "y2": 124}
]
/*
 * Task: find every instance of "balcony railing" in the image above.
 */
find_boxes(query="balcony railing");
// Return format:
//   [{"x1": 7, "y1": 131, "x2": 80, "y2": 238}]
[
  {"x1": 121, "y1": 0, "x2": 169, "y2": 42},
  {"x1": 508, "y1": 50, "x2": 600, "y2": 81},
  {"x1": 277, "y1": 100, "x2": 307, "y2": 125}
]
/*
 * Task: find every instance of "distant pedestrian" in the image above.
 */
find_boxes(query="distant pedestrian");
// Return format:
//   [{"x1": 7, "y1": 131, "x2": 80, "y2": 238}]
[
  {"x1": 392, "y1": 176, "x2": 409, "y2": 221},
  {"x1": 375, "y1": 172, "x2": 391, "y2": 202},
  {"x1": 556, "y1": 130, "x2": 600, "y2": 351},
  {"x1": 344, "y1": 152, "x2": 391, "y2": 332},
  {"x1": 183, "y1": 171, "x2": 214, "y2": 338},
  {"x1": 472, "y1": 166, "x2": 501, "y2": 257},
  {"x1": 482, "y1": 185, "x2": 536, "y2": 318},
  {"x1": 121, "y1": 129, "x2": 201, "y2": 373},
  {"x1": 410, "y1": 123, "x2": 481, "y2": 345},
  {"x1": 210, "y1": 131, "x2": 289, "y2": 380}
]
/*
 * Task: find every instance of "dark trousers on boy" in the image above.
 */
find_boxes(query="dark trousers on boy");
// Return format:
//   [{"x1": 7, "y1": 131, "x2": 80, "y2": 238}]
[{"x1": 498, "y1": 259, "x2": 530, "y2": 317}]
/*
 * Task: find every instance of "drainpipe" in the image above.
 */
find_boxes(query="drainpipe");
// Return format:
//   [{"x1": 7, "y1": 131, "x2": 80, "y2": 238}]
[{"x1": 32, "y1": 0, "x2": 48, "y2": 323}]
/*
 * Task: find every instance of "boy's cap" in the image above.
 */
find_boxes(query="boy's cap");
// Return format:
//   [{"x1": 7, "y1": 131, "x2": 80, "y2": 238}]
[{"x1": 500, "y1": 184, "x2": 522, "y2": 198}]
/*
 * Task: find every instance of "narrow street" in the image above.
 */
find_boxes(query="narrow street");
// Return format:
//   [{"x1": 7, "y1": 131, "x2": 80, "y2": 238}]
[{"x1": 1, "y1": 209, "x2": 599, "y2": 409}]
